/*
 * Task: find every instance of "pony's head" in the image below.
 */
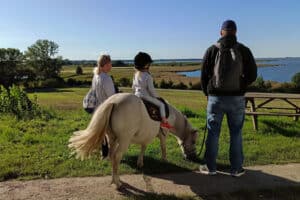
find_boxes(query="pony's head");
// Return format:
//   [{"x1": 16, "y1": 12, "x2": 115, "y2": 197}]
[{"x1": 177, "y1": 116, "x2": 198, "y2": 161}]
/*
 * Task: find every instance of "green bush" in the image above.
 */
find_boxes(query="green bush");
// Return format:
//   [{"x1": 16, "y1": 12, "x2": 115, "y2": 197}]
[
  {"x1": 173, "y1": 82, "x2": 187, "y2": 89},
  {"x1": 272, "y1": 82, "x2": 296, "y2": 93},
  {"x1": 160, "y1": 79, "x2": 168, "y2": 88},
  {"x1": 159, "y1": 79, "x2": 174, "y2": 89},
  {"x1": 291, "y1": 72, "x2": 300, "y2": 88},
  {"x1": 118, "y1": 77, "x2": 131, "y2": 87},
  {"x1": 0, "y1": 85, "x2": 52, "y2": 120},
  {"x1": 112, "y1": 60, "x2": 127, "y2": 67},
  {"x1": 253, "y1": 76, "x2": 265, "y2": 89},
  {"x1": 39, "y1": 78, "x2": 65, "y2": 88},
  {"x1": 76, "y1": 66, "x2": 83, "y2": 75},
  {"x1": 190, "y1": 81, "x2": 202, "y2": 90},
  {"x1": 66, "y1": 78, "x2": 85, "y2": 86}
]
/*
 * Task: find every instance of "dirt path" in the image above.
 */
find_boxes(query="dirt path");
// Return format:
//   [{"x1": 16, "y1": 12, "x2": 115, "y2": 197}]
[{"x1": 0, "y1": 163, "x2": 299, "y2": 200}]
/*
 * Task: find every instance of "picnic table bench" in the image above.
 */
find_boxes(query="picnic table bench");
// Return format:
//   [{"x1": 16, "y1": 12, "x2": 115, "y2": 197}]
[{"x1": 245, "y1": 92, "x2": 300, "y2": 130}]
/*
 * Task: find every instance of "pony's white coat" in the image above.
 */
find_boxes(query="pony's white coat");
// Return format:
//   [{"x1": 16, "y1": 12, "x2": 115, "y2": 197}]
[{"x1": 69, "y1": 93, "x2": 198, "y2": 188}]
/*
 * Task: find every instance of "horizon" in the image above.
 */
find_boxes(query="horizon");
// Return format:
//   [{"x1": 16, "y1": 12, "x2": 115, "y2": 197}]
[
  {"x1": 69, "y1": 57, "x2": 300, "y2": 61},
  {"x1": 1, "y1": 0, "x2": 300, "y2": 60}
]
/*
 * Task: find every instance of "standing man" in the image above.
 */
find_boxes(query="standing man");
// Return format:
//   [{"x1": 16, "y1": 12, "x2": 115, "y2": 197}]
[{"x1": 200, "y1": 20, "x2": 257, "y2": 177}]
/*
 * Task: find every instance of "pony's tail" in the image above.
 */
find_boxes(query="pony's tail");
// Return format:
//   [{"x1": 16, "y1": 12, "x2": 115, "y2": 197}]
[{"x1": 68, "y1": 101, "x2": 114, "y2": 160}]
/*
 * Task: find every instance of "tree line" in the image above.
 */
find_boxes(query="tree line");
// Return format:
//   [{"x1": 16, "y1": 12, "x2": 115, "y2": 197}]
[{"x1": 0, "y1": 40, "x2": 65, "y2": 88}]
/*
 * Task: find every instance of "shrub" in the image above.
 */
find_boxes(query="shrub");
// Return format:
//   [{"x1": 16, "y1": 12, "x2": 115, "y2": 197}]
[
  {"x1": 118, "y1": 77, "x2": 131, "y2": 87},
  {"x1": 190, "y1": 81, "x2": 202, "y2": 90},
  {"x1": 253, "y1": 76, "x2": 265, "y2": 89},
  {"x1": 112, "y1": 60, "x2": 127, "y2": 67},
  {"x1": 168, "y1": 80, "x2": 174, "y2": 88},
  {"x1": 173, "y1": 82, "x2": 187, "y2": 89},
  {"x1": 264, "y1": 80, "x2": 272, "y2": 89},
  {"x1": 159, "y1": 79, "x2": 174, "y2": 89},
  {"x1": 0, "y1": 85, "x2": 52, "y2": 120},
  {"x1": 160, "y1": 79, "x2": 168, "y2": 88},
  {"x1": 272, "y1": 82, "x2": 296, "y2": 93},
  {"x1": 76, "y1": 66, "x2": 83, "y2": 75},
  {"x1": 291, "y1": 72, "x2": 300, "y2": 88},
  {"x1": 39, "y1": 77, "x2": 65, "y2": 88},
  {"x1": 66, "y1": 78, "x2": 83, "y2": 86}
]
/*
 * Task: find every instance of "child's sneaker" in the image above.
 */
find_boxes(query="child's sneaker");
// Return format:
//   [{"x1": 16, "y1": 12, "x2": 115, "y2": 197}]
[
  {"x1": 231, "y1": 168, "x2": 245, "y2": 177},
  {"x1": 160, "y1": 121, "x2": 174, "y2": 130},
  {"x1": 199, "y1": 164, "x2": 217, "y2": 176}
]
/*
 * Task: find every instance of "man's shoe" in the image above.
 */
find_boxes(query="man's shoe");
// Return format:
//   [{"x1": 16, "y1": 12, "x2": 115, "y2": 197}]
[
  {"x1": 199, "y1": 165, "x2": 217, "y2": 176},
  {"x1": 231, "y1": 168, "x2": 245, "y2": 177}
]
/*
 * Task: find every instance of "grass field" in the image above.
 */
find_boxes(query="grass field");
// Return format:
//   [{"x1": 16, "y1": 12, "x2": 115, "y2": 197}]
[
  {"x1": 61, "y1": 65, "x2": 201, "y2": 86},
  {"x1": 60, "y1": 61, "x2": 282, "y2": 88},
  {"x1": 0, "y1": 87, "x2": 299, "y2": 182}
]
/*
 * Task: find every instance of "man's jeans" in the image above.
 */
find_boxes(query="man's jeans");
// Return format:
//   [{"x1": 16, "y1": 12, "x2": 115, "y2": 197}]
[{"x1": 204, "y1": 96, "x2": 245, "y2": 172}]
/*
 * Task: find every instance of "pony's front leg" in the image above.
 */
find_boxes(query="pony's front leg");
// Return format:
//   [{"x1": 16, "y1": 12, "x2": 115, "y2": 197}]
[
  {"x1": 158, "y1": 129, "x2": 167, "y2": 161},
  {"x1": 137, "y1": 145, "x2": 146, "y2": 168},
  {"x1": 111, "y1": 142, "x2": 128, "y2": 189}
]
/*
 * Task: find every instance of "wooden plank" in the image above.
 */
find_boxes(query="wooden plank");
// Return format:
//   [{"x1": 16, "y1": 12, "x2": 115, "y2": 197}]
[
  {"x1": 245, "y1": 112, "x2": 300, "y2": 116},
  {"x1": 247, "y1": 98, "x2": 258, "y2": 130},
  {"x1": 246, "y1": 106, "x2": 296, "y2": 110},
  {"x1": 245, "y1": 92, "x2": 300, "y2": 99},
  {"x1": 256, "y1": 98, "x2": 275, "y2": 108},
  {"x1": 295, "y1": 108, "x2": 299, "y2": 121},
  {"x1": 283, "y1": 99, "x2": 300, "y2": 109}
]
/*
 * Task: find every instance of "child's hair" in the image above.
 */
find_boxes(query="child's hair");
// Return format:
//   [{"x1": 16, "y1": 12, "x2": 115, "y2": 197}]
[
  {"x1": 97, "y1": 54, "x2": 111, "y2": 74},
  {"x1": 134, "y1": 52, "x2": 153, "y2": 70}
]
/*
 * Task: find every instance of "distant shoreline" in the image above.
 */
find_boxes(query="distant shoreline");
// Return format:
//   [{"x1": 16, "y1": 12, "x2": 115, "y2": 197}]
[{"x1": 70, "y1": 58, "x2": 292, "y2": 67}]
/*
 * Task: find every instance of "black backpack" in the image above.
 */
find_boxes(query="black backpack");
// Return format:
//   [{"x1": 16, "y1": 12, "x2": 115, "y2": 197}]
[{"x1": 212, "y1": 42, "x2": 244, "y2": 92}]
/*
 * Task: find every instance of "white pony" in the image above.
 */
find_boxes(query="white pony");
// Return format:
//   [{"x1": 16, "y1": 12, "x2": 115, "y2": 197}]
[{"x1": 69, "y1": 93, "x2": 198, "y2": 188}]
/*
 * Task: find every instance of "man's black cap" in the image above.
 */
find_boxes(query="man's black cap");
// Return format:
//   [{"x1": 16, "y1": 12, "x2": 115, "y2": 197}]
[{"x1": 221, "y1": 20, "x2": 237, "y2": 31}]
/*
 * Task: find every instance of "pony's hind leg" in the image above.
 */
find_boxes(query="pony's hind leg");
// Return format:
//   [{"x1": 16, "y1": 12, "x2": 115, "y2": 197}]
[
  {"x1": 108, "y1": 135, "x2": 117, "y2": 161},
  {"x1": 111, "y1": 141, "x2": 129, "y2": 189},
  {"x1": 137, "y1": 145, "x2": 146, "y2": 168}
]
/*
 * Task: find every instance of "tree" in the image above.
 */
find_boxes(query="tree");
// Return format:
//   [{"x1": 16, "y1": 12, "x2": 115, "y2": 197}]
[
  {"x1": 160, "y1": 79, "x2": 168, "y2": 88},
  {"x1": 292, "y1": 72, "x2": 300, "y2": 88},
  {"x1": 0, "y1": 48, "x2": 24, "y2": 87},
  {"x1": 173, "y1": 82, "x2": 188, "y2": 89},
  {"x1": 112, "y1": 60, "x2": 127, "y2": 67},
  {"x1": 25, "y1": 40, "x2": 63, "y2": 79},
  {"x1": 253, "y1": 76, "x2": 265, "y2": 89},
  {"x1": 76, "y1": 66, "x2": 83, "y2": 75}
]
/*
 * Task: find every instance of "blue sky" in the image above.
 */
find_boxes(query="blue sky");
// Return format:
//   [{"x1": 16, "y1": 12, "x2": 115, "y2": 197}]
[{"x1": 0, "y1": 0, "x2": 299, "y2": 60}]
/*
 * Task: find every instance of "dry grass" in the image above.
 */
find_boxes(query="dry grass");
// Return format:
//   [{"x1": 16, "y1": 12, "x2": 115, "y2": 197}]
[{"x1": 61, "y1": 65, "x2": 201, "y2": 86}]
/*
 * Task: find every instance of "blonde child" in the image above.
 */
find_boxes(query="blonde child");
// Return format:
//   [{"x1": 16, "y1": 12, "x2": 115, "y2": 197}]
[{"x1": 93, "y1": 54, "x2": 116, "y2": 105}]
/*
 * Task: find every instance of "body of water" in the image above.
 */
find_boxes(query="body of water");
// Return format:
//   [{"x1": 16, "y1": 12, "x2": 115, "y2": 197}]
[{"x1": 177, "y1": 57, "x2": 300, "y2": 82}]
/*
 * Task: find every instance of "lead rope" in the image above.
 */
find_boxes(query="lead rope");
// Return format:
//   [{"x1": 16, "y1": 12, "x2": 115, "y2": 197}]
[{"x1": 197, "y1": 122, "x2": 207, "y2": 158}]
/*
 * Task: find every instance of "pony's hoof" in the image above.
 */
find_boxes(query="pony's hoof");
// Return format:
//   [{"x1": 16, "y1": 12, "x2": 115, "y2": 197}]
[
  {"x1": 111, "y1": 181, "x2": 123, "y2": 190},
  {"x1": 137, "y1": 161, "x2": 144, "y2": 168}
]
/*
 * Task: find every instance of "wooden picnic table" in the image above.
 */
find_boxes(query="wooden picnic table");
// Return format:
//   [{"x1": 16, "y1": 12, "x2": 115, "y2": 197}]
[{"x1": 245, "y1": 92, "x2": 300, "y2": 130}]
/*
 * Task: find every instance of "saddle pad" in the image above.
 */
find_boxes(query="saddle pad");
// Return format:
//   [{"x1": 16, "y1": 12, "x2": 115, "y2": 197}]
[{"x1": 142, "y1": 97, "x2": 169, "y2": 121}]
